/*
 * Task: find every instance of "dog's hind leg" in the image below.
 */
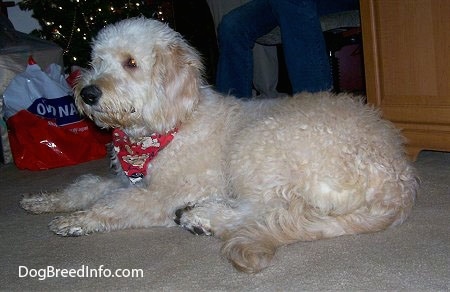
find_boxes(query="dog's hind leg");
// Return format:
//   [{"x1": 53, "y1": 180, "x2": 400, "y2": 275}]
[
  {"x1": 220, "y1": 190, "x2": 416, "y2": 274},
  {"x1": 174, "y1": 198, "x2": 325, "y2": 272},
  {"x1": 20, "y1": 175, "x2": 123, "y2": 214}
]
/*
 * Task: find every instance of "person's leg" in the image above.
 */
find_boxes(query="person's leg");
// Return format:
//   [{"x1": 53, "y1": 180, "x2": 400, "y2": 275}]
[
  {"x1": 206, "y1": 0, "x2": 249, "y2": 32},
  {"x1": 215, "y1": 0, "x2": 277, "y2": 98},
  {"x1": 270, "y1": 0, "x2": 332, "y2": 93},
  {"x1": 207, "y1": 0, "x2": 280, "y2": 98}
]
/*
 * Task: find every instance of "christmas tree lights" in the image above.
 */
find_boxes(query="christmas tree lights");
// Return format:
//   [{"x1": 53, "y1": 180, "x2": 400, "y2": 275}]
[{"x1": 19, "y1": 0, "x2": 172, "y2": 70}]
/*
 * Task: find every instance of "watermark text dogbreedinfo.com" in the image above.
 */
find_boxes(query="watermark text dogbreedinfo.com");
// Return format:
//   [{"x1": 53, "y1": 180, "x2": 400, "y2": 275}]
[{"x1": 19, "y1": 265, "x2": 144, "y2": 281}]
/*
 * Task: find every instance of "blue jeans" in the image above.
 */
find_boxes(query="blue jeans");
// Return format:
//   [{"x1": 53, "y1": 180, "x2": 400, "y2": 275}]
[{"x1": 215, "y1": 0, "x2": 359, "y2": 98}]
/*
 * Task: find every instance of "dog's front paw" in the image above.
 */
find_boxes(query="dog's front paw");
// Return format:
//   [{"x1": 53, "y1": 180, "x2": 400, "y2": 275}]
[
  {"x1": 174, "y1": 205, "x2": 213, "y2": 236},
  {"x1": 20, "y1": 193, "x2": 58, "y2": 214},
  {"x1": 48, "y1": 211, "x2": 101, "y2": 237}
]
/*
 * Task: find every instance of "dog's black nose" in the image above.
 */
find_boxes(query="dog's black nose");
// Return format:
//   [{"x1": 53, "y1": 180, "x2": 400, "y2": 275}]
[{"x1": 80, "y1": 85, "x2": 102, "y2": 105}]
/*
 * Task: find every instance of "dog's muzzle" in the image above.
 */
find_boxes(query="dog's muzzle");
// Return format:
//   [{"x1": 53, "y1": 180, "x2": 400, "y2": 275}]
[{"x1": 80, "y1": 85, "x2": 102, "y2": 105}]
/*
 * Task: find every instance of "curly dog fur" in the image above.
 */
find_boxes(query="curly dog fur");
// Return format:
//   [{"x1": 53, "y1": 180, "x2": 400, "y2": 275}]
[{"x1": 20, "y1": 18, "x2": 418, "y2": 273}]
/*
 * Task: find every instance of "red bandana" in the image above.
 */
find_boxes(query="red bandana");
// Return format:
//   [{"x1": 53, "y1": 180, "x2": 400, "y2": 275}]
[{"x1": 112, "y1": 128, "x2": 177, "y2": 184}]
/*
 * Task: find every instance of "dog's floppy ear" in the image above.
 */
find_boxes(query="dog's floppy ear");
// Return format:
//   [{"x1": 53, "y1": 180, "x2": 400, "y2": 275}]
[{"x1": 151, "y1": 42, "x2": 204, "y2": 122}]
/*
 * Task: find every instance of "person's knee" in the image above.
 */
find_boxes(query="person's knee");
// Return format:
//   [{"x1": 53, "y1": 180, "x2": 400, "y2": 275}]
[{"x1": 217, "y1": 12, "x2": 244, "y2": 42}]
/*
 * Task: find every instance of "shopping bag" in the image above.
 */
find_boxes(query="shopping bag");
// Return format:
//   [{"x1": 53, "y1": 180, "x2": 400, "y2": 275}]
[{"x1": 2, "y1": 57, "x2": 111, "y2": 170}]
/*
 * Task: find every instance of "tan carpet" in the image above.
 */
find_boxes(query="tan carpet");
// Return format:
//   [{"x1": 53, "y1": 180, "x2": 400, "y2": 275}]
[{"x1": 0, "y1": 151, "x2": 448, "y2": 291}]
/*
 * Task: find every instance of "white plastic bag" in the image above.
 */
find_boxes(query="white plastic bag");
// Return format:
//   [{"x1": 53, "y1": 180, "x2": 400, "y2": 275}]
[{"x1": 3, "y1": 57, "x2": 79, "y2": 125}]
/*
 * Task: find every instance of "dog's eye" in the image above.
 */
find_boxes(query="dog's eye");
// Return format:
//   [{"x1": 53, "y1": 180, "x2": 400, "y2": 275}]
[{"x1": 124, "y1": 58, "x2": 137, "y2": 69}]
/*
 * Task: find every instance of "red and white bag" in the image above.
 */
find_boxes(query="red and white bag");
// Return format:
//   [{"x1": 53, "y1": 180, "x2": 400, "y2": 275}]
[{"x1": 2, "y1": 57, "x2": 111, "y2": 170}]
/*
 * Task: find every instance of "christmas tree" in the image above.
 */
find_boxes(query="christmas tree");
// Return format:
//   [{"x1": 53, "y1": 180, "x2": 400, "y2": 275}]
[{"x1": 18, "y1": 0, "x2": 174, "y2": 70}]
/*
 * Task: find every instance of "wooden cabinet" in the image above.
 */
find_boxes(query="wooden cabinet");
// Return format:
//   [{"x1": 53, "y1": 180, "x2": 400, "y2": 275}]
[{"x1": 360, "y1": 0, "x2": 450, "y2": 160}]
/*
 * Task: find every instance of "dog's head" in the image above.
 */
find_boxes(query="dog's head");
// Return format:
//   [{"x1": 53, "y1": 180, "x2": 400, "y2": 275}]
[{"x1": 74, "y1": 17, "x2": 205, "y2": 137}]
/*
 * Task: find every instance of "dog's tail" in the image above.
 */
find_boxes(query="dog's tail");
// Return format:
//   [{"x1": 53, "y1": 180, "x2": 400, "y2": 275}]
[{"x1": 221, "y1": 178, "x2": 418, "y2": 273}]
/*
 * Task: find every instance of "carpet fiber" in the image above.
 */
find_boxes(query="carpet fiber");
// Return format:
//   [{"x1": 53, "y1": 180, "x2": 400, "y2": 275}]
[{"x1": 1, "y1": 151, "x2": 448, "y2": 290}]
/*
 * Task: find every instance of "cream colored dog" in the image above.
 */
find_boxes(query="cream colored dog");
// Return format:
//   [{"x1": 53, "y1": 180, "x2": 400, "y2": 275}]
[{"x1": 20, "y1": 18, "x2": 418, "y2": 273}]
